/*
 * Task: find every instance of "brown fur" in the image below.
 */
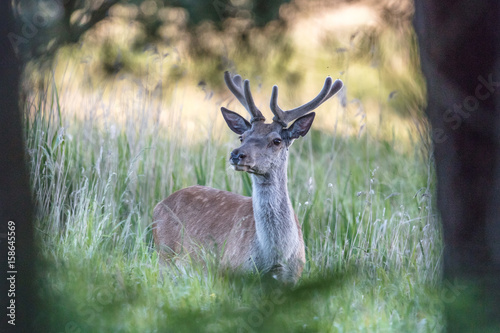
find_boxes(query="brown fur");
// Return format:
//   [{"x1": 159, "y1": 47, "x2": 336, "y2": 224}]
[
  {"x1": 153, "y1": 185, "x2": 305, "y2": 277},
  {"x1": 152, "y1": 73, "x2": 341, "y2": 282}
]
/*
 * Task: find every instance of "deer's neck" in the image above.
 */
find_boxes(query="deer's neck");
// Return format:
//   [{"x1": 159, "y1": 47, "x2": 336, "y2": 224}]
[{"x1": 251, "y1": 162, "x2": 300, "y2": 263}]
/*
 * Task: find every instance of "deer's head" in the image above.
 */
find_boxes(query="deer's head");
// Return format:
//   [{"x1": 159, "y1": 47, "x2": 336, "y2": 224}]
[{"x1": 221, "y1": 71, "x2": 343, "y2": 177}]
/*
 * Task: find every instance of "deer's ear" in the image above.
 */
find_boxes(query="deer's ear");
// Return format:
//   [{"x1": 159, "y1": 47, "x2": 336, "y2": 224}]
[
  {"x1": 221, "y1": 107, "x2": 251, "y2": 135},
  {"x1": 285, "y1": 112, "x2": 315, "y2": 140}
]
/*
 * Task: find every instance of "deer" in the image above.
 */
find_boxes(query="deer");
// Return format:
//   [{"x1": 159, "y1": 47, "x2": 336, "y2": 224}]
[{"x1": 153, "y1": 71, "x2": 343, "y2": 283}]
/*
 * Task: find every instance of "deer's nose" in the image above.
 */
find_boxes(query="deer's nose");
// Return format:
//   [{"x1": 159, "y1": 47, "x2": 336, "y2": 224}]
[{"x1": 230, "y1": 150, "x2": 247, "y2": 164}]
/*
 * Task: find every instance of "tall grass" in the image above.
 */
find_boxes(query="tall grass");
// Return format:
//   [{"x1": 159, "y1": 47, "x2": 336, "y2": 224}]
[{"x1": 27, "y1": 63, "x2": 442, "y2": 331}]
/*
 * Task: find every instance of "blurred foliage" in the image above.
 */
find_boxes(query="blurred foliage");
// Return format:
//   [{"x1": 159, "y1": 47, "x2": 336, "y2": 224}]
[
  {"x1": 12, "y1": 0, "x2": 289, "y2": 60},
  {"x1": 14, "y1": 0, "x2": 297, "y2": 95},
  {"x1": 18, "y1": 0, "x2": 424, "y2": 122},
  {"x1": 169, "y1": 0, "x2": 287, "y2": 27}
]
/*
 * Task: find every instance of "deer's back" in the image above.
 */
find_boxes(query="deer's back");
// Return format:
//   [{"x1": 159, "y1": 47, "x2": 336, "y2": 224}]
[{"x1": 153, "y1": 185, "x2": 256, "y2": 268}]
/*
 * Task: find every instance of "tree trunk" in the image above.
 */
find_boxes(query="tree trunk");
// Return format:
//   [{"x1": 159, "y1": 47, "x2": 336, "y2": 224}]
[
  {"x1": 413, "y1": 0, "x2": 500, "y2": 330},
  {"x1": 0, "y1": 3, "x2": 34, "y2": 332}
]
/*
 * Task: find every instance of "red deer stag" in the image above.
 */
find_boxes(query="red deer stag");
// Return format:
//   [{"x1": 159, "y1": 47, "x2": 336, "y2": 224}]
[{"x1": 153, "y1": 72, "x2": 342, "y2": 283}]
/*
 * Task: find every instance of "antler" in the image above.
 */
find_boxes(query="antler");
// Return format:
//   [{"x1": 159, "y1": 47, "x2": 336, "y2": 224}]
[
  {"x1": 224, "y1": 71, "x2": 265, "y2": 123},
  {"x1": 270, "y1": 77, "x2": 343, "y2": 127}
]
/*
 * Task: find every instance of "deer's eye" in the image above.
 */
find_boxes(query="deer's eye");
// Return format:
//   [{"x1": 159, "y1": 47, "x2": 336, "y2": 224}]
[
  {"x1": 238, "y1": 136, "x2": 243, "y2": 142},
  {"x1": 273, "y1": 138, "x2": 282, "y2": 146}
]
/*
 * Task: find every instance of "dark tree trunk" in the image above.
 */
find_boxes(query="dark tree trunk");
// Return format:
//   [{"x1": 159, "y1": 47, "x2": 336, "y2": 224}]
[
  {"x1": 0, "y1": 2, "x2": 34, "y2": 332},
  {"x1": 413, "y1": 0, "x2": 500, "y2": 330}
]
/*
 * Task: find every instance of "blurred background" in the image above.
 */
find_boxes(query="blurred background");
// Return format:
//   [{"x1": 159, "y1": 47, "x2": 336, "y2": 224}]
[
  {"x1": 21, "y1": 0, "x2": 424, "y2": 143},
  {"x1": 16, "y1": 0, "x2": 443, "y2": 331}
]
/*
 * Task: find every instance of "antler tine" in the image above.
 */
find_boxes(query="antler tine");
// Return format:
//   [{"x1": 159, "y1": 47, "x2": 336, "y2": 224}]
[
  {"x1": 270, "y1": 85, "x2": 287, "y2": 127},
  {"x1": 270, "y1": 77, "x2": 344, "y2": 127},
  {"x1": 232, "y1": 74, "x2": 242, "y2": 88},
  {"x1": 281, "y1": 77, "x2": 333, "y2": 124},
  {"x1": 224, "y1": 71, "x2": 246, "y2": 106},
  {"x1": 243, "y1": 79, "x2": 265, "y2": 122},
  {"x1": 322, "y1": 79, "x2": 343, "y2": 103},
  {"x1": 224, "y1": 71, "x2": 265, "y2": 123}
]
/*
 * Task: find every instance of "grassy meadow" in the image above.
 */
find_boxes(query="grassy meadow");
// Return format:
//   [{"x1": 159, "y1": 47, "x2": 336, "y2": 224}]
[{"x1": 26, "y1": 2, "x2": 444, "y2": 332}]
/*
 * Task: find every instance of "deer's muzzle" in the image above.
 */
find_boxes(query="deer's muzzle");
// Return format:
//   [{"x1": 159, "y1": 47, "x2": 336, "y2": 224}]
[{"x1": 230, "y1": 149, "x2": 247, "y2": 165}]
